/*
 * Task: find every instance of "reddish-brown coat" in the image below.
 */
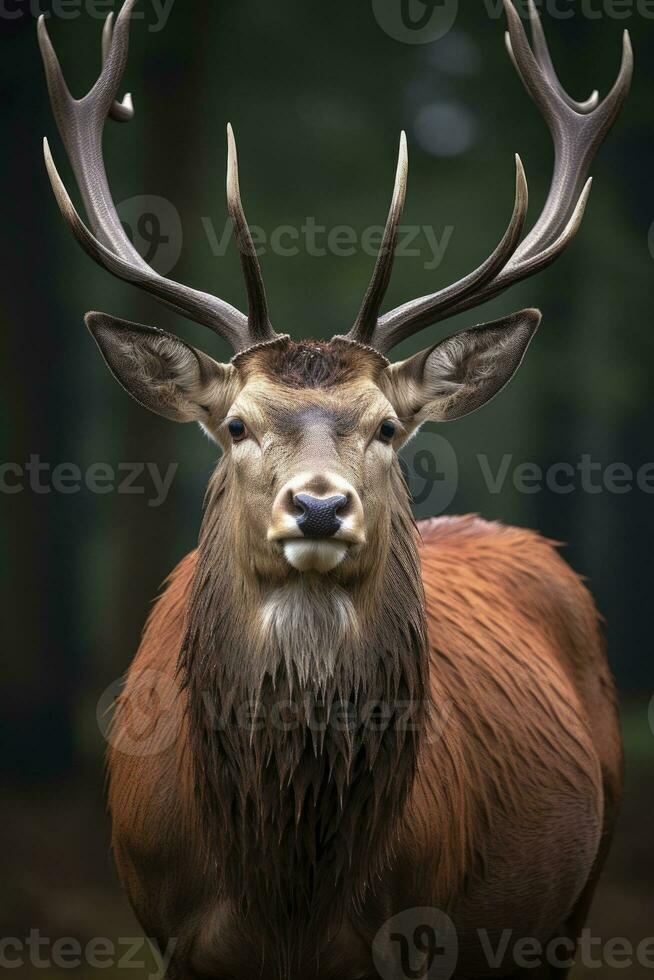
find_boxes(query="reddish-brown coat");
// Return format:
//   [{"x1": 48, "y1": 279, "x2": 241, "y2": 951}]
[{"x1": 108, "y1": 515, "x2": 621, "y2": 979}]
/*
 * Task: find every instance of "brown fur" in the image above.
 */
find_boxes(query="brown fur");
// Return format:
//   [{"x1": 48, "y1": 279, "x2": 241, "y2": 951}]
[
  {"x1": 107, "y1": 343, "x2": 622, "y2": 980},
  {"x1": 237, "y1": 339, "x2": 387, "y2": 390},
  {"x1": 108, "y1": 526, "x2": 621, "y2": 979},
  {"x1": 178, "y1": 461, "x2": 425, "y2": 954}
]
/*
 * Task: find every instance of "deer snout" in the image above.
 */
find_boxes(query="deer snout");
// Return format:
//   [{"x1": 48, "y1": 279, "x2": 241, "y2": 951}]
[
  {"x1": 294, "y1": 493, "x2": 347, "y2": 539},
  {"x1": 268, "y1": 473, "x2": 365, "y2": 572}
]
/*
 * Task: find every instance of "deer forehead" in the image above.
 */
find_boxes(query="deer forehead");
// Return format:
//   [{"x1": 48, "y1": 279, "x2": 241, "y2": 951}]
[{"x1": 227, "y1": 341, "x2": 395, "y2": 436}]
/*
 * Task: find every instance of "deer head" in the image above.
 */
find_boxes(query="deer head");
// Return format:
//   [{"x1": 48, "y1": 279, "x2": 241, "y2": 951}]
[{"x1": 39, "y1": 0, "x2": 632, "y2": 581}]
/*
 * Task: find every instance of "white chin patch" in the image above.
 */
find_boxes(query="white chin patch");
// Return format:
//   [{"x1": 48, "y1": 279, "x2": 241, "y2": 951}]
[{"x1": 283, "y1": 540, "x2": 348, "y2": 573}]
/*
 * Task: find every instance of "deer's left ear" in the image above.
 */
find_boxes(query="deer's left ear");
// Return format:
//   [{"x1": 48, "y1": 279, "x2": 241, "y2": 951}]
[{"x1": 381, "y1": 309, "x2": 540, "y2": 429}]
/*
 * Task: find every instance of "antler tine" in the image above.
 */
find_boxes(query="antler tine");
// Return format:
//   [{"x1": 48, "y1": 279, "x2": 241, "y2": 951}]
[
  {"x1": 102, "y1": 12, "x2": 135, "y2": 122},
  {"x1": 503, "y1": 0, "x2": 632, "y2": 261},
  {"x1": 349, "y1": 154, "x2": 528, "y2": 354},
  {"x1": 38, "y1": 6, "x2": 143, "y2": 264},
  {"x1": 511, "y1": 0, "x2": 599, "y2": 114},
  {"x1": 39, "y1": 0, "x2": 272, "y2": 353},
  {"x1": 505, "y1": 35, "x2": 598, "y2": 115},
  {"x1": 348, "y1": 132, "x2": 408, "y2": 347},
  {"x1": 37, "y1": 15, "x2": 72, "y2": 110},
  {"x1": 42, "y1": 138, "x2": 249, "y2": 351},
  {"x1": 354, "y1": 0, "x2": 632, "y2": 355},
  {"x1": 226, "y1": 125, "x2": 276, "y2": 344},
  {"x1": 88, "y1": 0, "x2": 136, "y2": 117},
  {"x1": 419, "y1": 176, "x2": 594, "y2": 327}
]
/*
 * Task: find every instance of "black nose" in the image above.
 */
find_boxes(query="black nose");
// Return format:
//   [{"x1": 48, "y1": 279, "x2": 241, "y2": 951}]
[{"x1": 294, "y1": 493, "x2": 347, "y2": 539}]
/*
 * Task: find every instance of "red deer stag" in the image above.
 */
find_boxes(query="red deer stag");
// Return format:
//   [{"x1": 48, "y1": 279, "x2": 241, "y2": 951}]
[{"x1": 40, "y1": 1, "x2": 632, "y2": 977}]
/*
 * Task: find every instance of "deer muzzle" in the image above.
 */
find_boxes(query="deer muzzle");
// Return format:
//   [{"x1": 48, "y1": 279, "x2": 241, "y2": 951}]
[{"x1": 268, "y1": 472, "x2": 366, "y2": 572}]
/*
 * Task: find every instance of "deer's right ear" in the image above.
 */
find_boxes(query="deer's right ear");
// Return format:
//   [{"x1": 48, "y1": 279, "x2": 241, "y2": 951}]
[{"x1": 86, "y1": 312, "x2": 238, "y2": 425}]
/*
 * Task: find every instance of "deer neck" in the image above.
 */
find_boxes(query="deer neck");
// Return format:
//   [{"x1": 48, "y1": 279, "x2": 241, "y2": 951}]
[{"x1": 180, "y1": 460, "x2": 429, "y2": 930}]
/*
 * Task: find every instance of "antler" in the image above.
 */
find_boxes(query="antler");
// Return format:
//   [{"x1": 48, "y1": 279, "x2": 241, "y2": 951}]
[
  {"x1": 345, "y1": 0, "x2": 632, "y2": 355},
  {"x1": 38, "y1": 0, "x2": 277, "y2": 353}
]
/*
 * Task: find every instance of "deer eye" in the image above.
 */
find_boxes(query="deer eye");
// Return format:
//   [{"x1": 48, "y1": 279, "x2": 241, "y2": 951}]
[
  {"x1": 378, "y1": 420, "x2": 397, "y2": 443},
  {"x1": 228, "y1": 418, "x2": 248, "y2": 442}
]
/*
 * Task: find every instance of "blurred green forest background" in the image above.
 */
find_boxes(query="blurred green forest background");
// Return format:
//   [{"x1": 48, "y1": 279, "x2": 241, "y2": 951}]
[{"x1": 1, "y1": 0, "x2": 652, "y2": 975}]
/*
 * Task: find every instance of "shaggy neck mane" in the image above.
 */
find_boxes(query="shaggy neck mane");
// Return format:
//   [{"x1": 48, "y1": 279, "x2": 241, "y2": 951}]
[{"x1": 179, "y1": 459, "x2": 428, "y2": 946}]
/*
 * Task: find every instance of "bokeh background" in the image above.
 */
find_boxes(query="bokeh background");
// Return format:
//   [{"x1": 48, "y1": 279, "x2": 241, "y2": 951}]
[{"x1": 1, "y1": 0, "x2": 652, "y2": 975}]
